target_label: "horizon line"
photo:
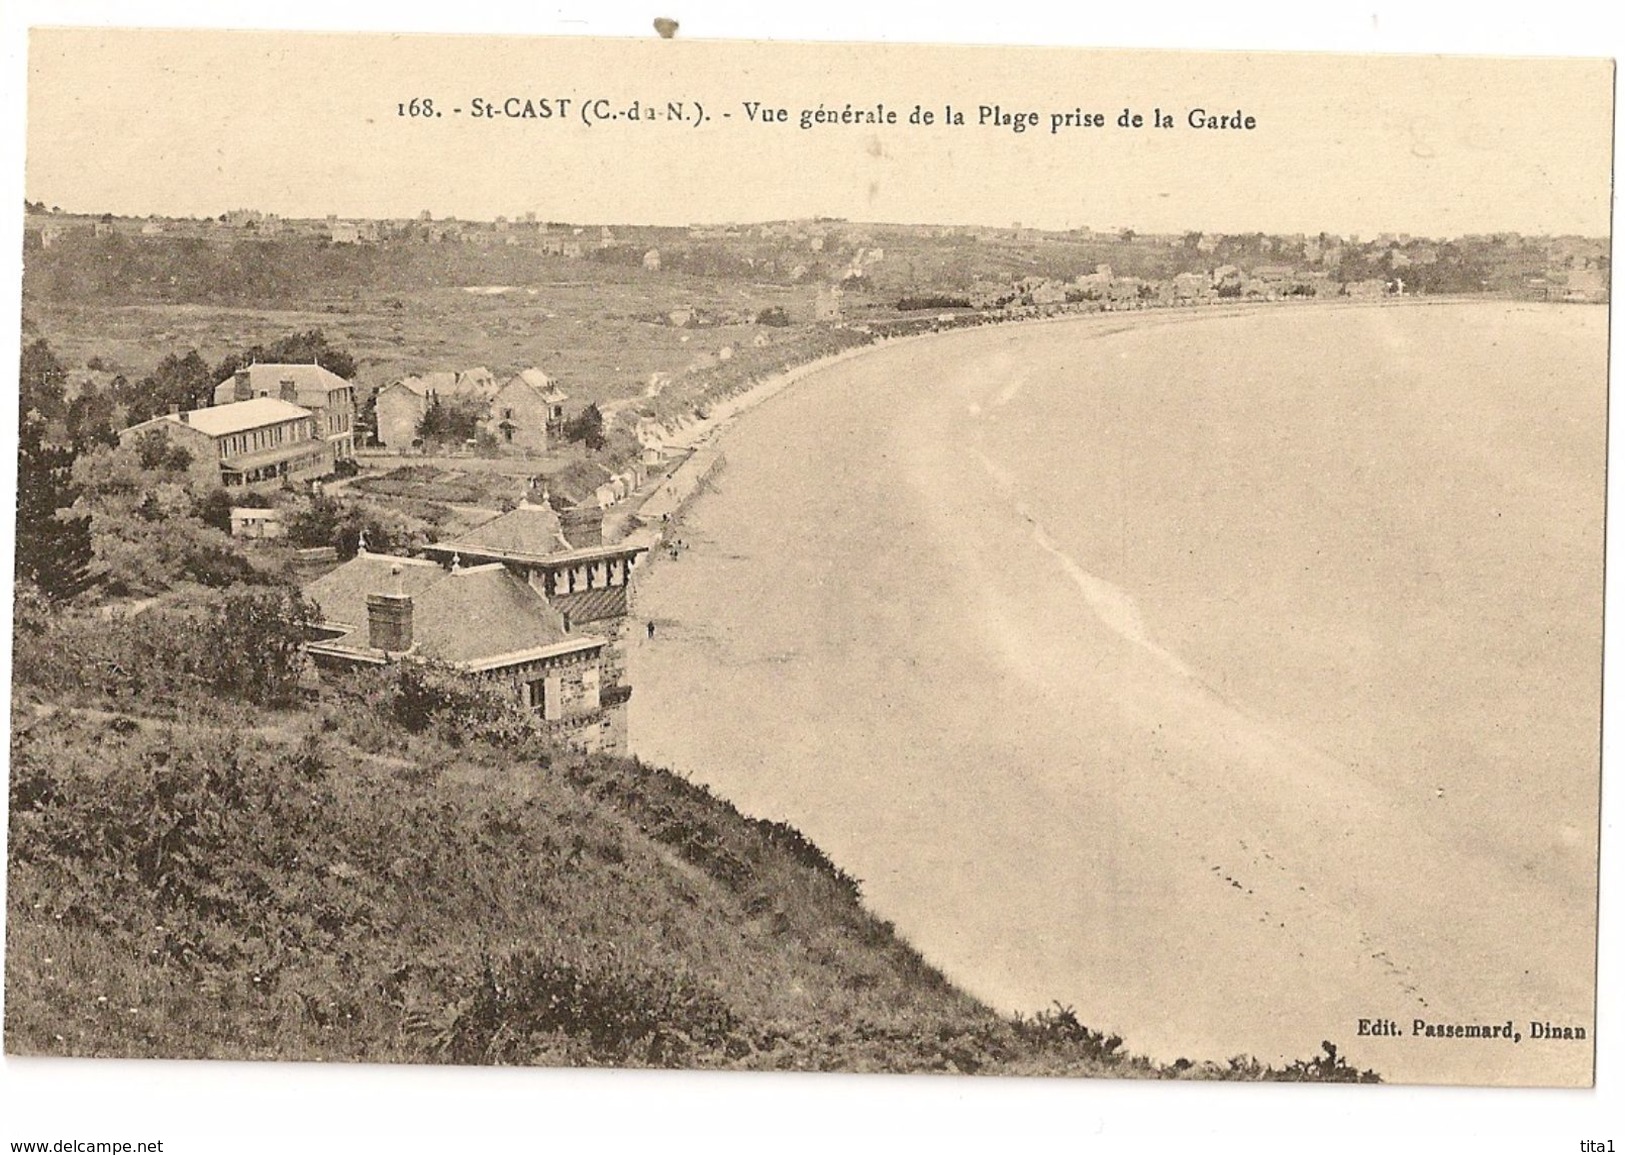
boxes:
[20,208,1611,245]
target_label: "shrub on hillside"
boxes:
[391,662,541,750]
[78,511,260,596]
[563,403,606,450]
[190,487,237,535]
[16,419,93,602]
[287,494,424,560]
[69,437,264,597]
[13,585,315,708]
[416,398,486,448]
[4,693,1384,1079]
[435,946,738,1066]
[6,712,749,1067]
[562,755,861,901]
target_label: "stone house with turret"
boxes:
[304,548,622,753]
[304,496,648,753]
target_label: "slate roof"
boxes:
[126,396,313,440]
[303,553,593,667]
[212,362,353,408]
[457,367,497,394]
[303,553,447,632]
[506,368,570,404]
[391,372,458,397]
[437,503,570,558]
[408,564,571,663]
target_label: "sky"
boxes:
[22,26,1615,238]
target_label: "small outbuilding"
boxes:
[230,507,286,539]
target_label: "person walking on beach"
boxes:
[646,620,656,640]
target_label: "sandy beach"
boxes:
[627,301,1604,1085]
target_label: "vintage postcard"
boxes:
[5,22,1612,1110]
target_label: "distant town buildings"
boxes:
[1172,271,1210,300]
[1561,266,1608,303]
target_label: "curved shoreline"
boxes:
[625,298,1601,1086]
[628,294,1533,535]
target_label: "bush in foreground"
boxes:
[6,694,1378,1080]
[7,590,1378,1079]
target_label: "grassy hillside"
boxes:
[6,594,1378,1079]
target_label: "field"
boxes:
[25,279,800,411]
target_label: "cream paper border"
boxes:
[0,2,1618,1150]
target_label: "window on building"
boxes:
[525,674,564,719]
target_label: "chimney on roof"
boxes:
[366,588,414,652]
[233,368,252,402]
[279,375,298,403]
[559,504,603,548]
